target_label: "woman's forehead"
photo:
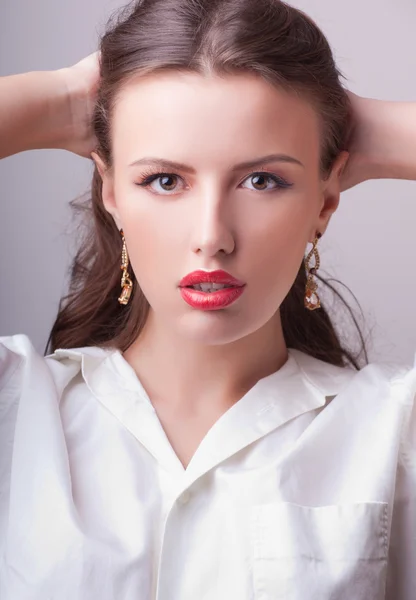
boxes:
[112,72,321,166]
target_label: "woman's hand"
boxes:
[58,51,101,158]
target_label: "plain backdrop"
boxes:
[0,0,415,364]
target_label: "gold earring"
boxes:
[304,233,322,311]
[118,229,133,305]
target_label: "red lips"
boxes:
[178,270,246,310]
[179,270,245,288]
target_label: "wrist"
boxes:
[20,69,73,152]
[54,64,97,156]
[50,67,80,151]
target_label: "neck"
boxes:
[123,310,288,415]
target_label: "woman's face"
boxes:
[96,72,347,345]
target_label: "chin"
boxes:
[175,309,263,346]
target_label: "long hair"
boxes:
[45,0,368,369]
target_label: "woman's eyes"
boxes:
[134,171,293,195]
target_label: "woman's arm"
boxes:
[341,94,416,191]
[0,52,99,160]
[0,70,71,159]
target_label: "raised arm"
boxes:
[341,93,416,191]
[0,52,99,160]
[0,70,69,159]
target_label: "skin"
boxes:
[92,71,348,417]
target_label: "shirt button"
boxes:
[178,490,191,505]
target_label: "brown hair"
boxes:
[45,0,368,369]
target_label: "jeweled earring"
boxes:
[118,229,133,305]
[304,233,322,311]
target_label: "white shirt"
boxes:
[0,333,415,600]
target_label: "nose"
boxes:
[190,192,236,257]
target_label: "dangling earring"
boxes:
[304,232,322,311]
[118,229,133,305]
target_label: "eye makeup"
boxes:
[134,165,294,195]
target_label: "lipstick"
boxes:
[179,269,246,310]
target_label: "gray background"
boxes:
[1,0,415,364]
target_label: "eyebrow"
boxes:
[128,153,304,172]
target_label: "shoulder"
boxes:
[0,334,115,497]
[0,334,113,405]
[290,348,416,403]
[0,332,114,452]
[355,354,416,407]
[0,334,39,406]
[291,349,416,457]
[0,334,73,390]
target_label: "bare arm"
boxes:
[341,94,416,190]
[358,97,416,180]
[0,53,99,160]
[0,70,71,159]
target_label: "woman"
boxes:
[0,0,415,598]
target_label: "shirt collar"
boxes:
[289,348,357,399]
[49,345,357,477]
[50,345,355,406]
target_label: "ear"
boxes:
[91,151,122,230]
[312,150,349,241]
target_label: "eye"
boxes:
[135,172,184,195]
[241,172,293,192]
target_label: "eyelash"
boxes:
[134,168,293,194]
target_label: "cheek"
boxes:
[243,200,311,273]
[248,239,305,301]
[117,197,186,289]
